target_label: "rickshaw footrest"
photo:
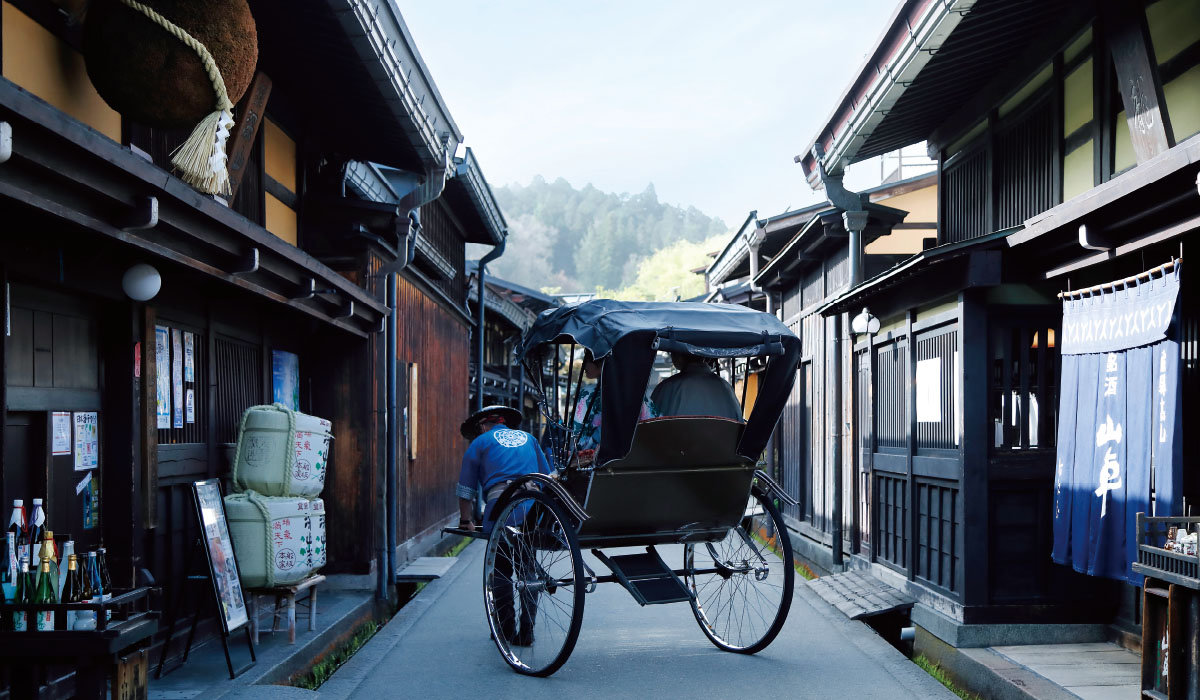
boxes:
[592,548,693,606]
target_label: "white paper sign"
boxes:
[75,471,92,495]
[73,412,99,471]
[172,329,184,429]
[916,357,942,423]
[186,389,195,424]
[156,326,171,429]
[52,412,72,455]
[184,331,195,382]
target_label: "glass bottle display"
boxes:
[26,498,45,568]
[7,499,26,579]
[75,554,96,631]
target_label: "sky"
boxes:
[401,1,909,228]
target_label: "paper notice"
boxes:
[52,412,71,455]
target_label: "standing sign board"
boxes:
[193,480,249,633]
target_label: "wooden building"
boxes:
[783,0,1199,652]
[0,0,506,687]
[466,263,559,430]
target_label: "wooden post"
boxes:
[960,291,989,605]
[1104,2,1173,163]
[227,72,273,201]
[141,307,158,529]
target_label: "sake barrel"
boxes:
[232,404,333,497]
[309,498,326,571]
[224,492,312,588]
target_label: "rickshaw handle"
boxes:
[491,473,591,524]
[753,469,799,507]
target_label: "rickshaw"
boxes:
[447,299,801,676]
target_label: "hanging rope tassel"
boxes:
[117,0,235,195]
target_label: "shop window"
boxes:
[990,322,1059,452]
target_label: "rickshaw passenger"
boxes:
[571,352,657,464]
[651,352,743,421]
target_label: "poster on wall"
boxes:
[193,480,249,633]
[52,412,72,456]
[73,412,99,471]
[272,350,300,411]
[172,329,184,429]
[156,326,171,429]
[184,331,195,382]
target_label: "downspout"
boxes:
[475,236,508,411]
[810,144,869,569]
[744,211,771,314]
[375,162,450,599]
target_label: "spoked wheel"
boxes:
[483,489,585,676]
[684,489,794,653]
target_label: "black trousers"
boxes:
[492,534,538,638]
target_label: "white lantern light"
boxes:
[122,263,161,302]
[851,307,879,335]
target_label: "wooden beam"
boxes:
[1104,2,1173,163]
[227,72,272,201]
[117,196,158,231]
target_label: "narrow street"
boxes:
[319,542,955,700]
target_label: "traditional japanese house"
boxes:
[466,262,559,430]
[704,173,937,558]
[788,0,1199,659]
[0,0,505,687]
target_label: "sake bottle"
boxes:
[7,500,26,580]
[87,551,104,621]
[75,554,96,631]
[38,531,59,592]
[97,548,113,620]
[33,558,56,631]
[26,499,45,568]
[62,554,82,630]
[12,556,29,632]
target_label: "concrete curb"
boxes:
[317,539,479,700]
[914,626,1083,700]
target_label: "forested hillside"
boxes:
[488,176,729,292]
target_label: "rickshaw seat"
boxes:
[576,416,755,546]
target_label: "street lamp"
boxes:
[850,307,879,335]
[121,263,161,301]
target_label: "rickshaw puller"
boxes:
[457,405,551,646]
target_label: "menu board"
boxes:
[192,480,249,634]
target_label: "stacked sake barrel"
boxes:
[224,404,332,588]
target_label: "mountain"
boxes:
[486,177,729,292]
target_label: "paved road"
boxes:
[321,541,955,700]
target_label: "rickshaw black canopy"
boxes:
[519,300,801,465]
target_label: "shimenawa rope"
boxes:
[117,0,235,195]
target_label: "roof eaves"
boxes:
[451,147,507,245]
[818,226,1015,315]
[796,0,975,186]
[331,0,463,172]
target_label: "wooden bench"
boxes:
[246,574,325,645]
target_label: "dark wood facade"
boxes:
[0,0,504,690]
[785,0,1200,646]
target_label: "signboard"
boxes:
[192,480,249,634]
[272,350,300,411]
[52,411,71,455]
[1052,265,1182,584]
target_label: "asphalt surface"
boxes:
[321,540,956,699]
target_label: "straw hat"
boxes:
[460,405,523,439]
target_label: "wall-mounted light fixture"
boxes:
[121,263,161,301]
[850,307,879,335]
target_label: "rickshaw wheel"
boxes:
[684,489,794,654]
[483,488,585,677]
